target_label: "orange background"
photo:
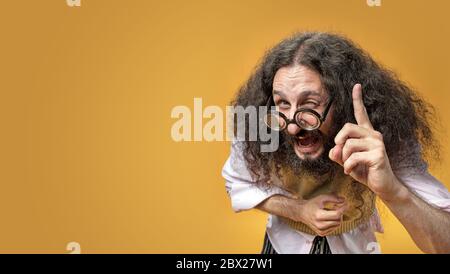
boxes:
[0,0,449,253]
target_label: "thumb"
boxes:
[329,144,344,166]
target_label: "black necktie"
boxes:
[309,236,332,254]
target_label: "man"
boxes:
[222,32,450,254]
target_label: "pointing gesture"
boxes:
[329,84,400,201]
[352,84,373,129]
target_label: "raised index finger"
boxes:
[352,83,373,129]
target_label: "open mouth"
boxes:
[294,130,322,153]
[298,132,320,147]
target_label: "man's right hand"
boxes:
[289,194,347,236]
[257,193,347,236]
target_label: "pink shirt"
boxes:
[222,142,450,254]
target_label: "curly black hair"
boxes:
[232,32,439,183]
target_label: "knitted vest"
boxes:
[269,165,376,236]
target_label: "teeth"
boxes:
[298,133,311,140]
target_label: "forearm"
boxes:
[382,180,450,253]
[256,194,302,222]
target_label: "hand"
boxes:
[328,84,402,201]
[290,194,347,236]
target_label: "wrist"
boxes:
[287,198,307,223]
[380,176,411,205]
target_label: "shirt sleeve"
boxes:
[395,167,450,213]
[221,141,292,212]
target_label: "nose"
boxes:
[286,122,301,136]
[286,108,300,136]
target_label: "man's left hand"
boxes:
[329,83,402,201]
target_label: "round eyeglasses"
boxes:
[263,95,334,131]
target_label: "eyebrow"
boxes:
[272,89,322,99]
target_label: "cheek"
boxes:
[320,111,335,137]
